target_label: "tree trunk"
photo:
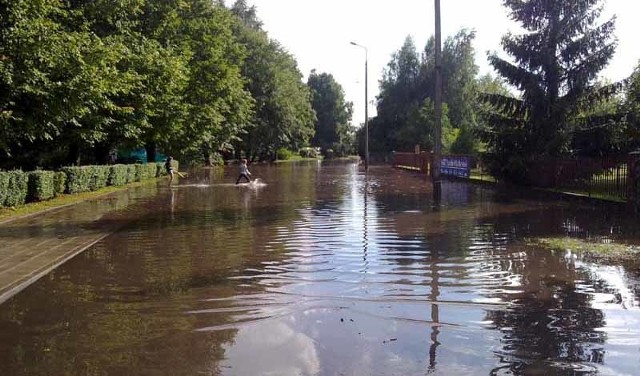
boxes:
[145,142,157,163]
[68,143,81,166]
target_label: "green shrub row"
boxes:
[0,171,28,207]
[0,162,168,208]
[27,171,56,202]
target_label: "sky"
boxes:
[244,0,640,127]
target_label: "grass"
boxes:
[525,237,640,267]
[469,169,496,183]
[273,155,323,163]
[0,178,162,223]
[541,187,626,203]
[272,155,360,163]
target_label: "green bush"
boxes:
[0,161,175,208]
[126,164,137,183]
[92,166,110,191]
[54,171,66,196]
[135,163,157,181]
[27,171,55,202]
[134,164,145,181]
[155,162,164,177]
[108,164,129,186]
[145,163,157,179]
[62,167,93,194]
[276,148,294,161]
[0,170,28,207]
[0,172,8,206]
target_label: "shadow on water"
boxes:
[0,162,639,375]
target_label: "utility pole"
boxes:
[433,0,442,185]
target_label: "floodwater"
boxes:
[1,161,639,376]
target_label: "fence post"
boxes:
[628,152,640,213]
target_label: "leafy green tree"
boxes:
[373,31,477,155]
[374,36,422,152]
[442,30,479,154]
[230,1,315,161]
[0,0,140,167]
[625,62,640,151]
[307,70,353,156]
[395,99,453,152]
[64,0,190,164]
[169,1,253,164]
[482,0,618,181]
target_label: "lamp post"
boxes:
[350,41,368,171]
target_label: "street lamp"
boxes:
[350,41,368,171]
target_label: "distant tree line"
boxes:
[362,0,640,183]
[0,0,353,170]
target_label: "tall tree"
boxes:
[625,62,640,152]
[482,0,617,180]
[442,30,479,154]
[0,0,140,167]
[307,70,353,156]
[372,31,476,154]
[230,1,315,161]
[178,1,253,164]
[374,36,422,152]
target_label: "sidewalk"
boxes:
[0,183,164,304]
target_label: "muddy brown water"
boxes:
[1,161,639,375]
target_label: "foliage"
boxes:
[108,165,130,187]
[230,1,315,161]
[625,61,640,151]
[27,171,56,202]
[0,0,357,169]
[371,31,479,155]
[54,171,66,196]
[0,170,28,207]
[480,0,619,182]
[307,70,353,155]
[62,166,97,194]
[276,148,294,161]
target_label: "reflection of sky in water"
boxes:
[573,257,640,376]
[222,321,320,376]
[211,170,640,375]
[221,306,501,376]
[2,163,640,376]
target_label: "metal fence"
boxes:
[527,156,629,201]
[392,151,637,203]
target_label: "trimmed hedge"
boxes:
[0,170,28,207]
[61,166,94,194]
[126,164,137,183]
[27,171,56,202]
[108,164,129,186]
[90,166,110,191]
[54,171,66,196]
[1,161,177,209]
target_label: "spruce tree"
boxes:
[482,0,617,180]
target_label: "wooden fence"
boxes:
[391,152,431,173]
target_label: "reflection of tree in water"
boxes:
[0,165,322,376]
[486,251,606,374]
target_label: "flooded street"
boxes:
[1,161,639,375]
